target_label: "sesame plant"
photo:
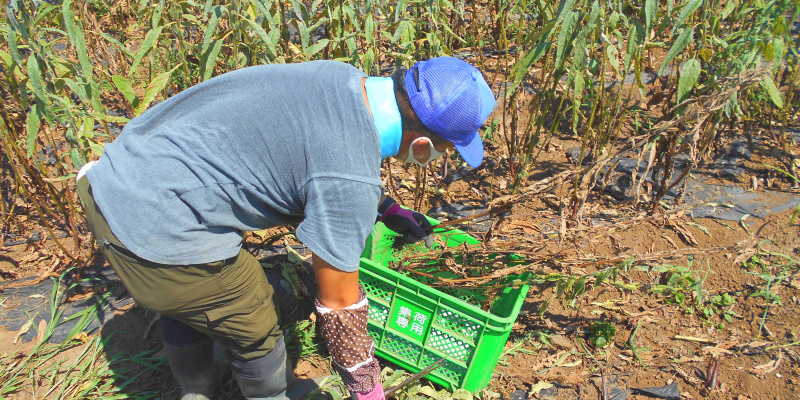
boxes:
[2,0,799,259]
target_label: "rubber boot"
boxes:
[164,337,220,400]
[229,336,333,400]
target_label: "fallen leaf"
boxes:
[143,313,161,340]
[252,229,270,239]
[750,352,782,375]
[738,341,770,354]
[417,386,439,397]
[14,320,33,344]
[675,356,705,363]
[662,234,679,249]
[400,180,416,191]
[668,220,698,246]
[669,364,705,386]
[550,334,575,350]
[733,247,757,266]
[685,221,712,238]
[561,359,582,368]
[73,331,90,343]
[529,381,554,396]
[40,256,61,277]
[591,300,623,311]
[281,264,310,298]
[260,261,277,270]
[702,346,734,357]
[35,319,48,343]
[284,237,309,265]
[505,220,540,235]
[27,294,45,299]
[739,214,752,235]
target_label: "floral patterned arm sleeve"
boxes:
[315,285,381,394]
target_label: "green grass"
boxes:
[742,242,800,337]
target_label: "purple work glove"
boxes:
[355,382,384,400]
[378,197,433,245]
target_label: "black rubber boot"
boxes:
[163,337,220,400]
[229,336,333,400]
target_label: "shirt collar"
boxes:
[364,77,402,159]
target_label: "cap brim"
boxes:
[454,132,484,168]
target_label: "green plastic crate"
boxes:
[359,222,530,392]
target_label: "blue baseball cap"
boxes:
[404,57,496,168]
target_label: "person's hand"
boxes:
[354,382,384,400]
[378,197,433,245]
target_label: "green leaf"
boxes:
[0,49,11,67]
[539,298,551,317]
[289,0,310,22]
[200,40,223,82]
[565,277,576,294]
[595,270,607,288]
[63,0,102,112]
[6,21,23,69]
[32,4,60,27]
[675,0,703,29]
[111,75,138,108]
[506,24,553,96]
[773,18,787,36]
[62,0,94,81]
[677,58,701,105]
[202,6,226,53]
[572,71,585,130]
[658,26,695,75]
[394,0,408,21]
[764,42,775,61]
[771,38,785,74]
[364,15,375,41]
[151,0,165,28]
[71,147,86,170]
[94,31,134,58]
[244,19,277,60]
[134,68,176,116]
[555,10,578,68]
[721,0,738,19]
[557,281,566,299]
[25,103,41,159]
[645,0,657,34]
[392,20,412,44]
[130,25,165,75]
[92,112,130,124]
[760,76,784,109]
[625,21,644,72]
[606,44,620,76]
[251,0,279,28]
[555,0,576,21]
[63,78,89,106]
[305,39,329,58]
[296,20,311,51]
[589,0,601,27]
[202,0,214,14]
[26,56,48,107]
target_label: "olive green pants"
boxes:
[77,176,281,360]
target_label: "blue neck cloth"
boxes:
[364,77,402,159]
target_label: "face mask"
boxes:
[405,137,446,167]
